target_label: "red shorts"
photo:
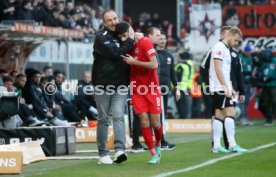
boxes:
[132,93,162,114]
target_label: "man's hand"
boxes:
[175,89,181,101]
[224,87,236,98]
[54,104,62,112]
[45,111,54,118]
[19,98,25,104]
[121,54,136,65]
[28,104,33,109]
[128,26,135,40]
[239,95,246,103]
[134,32,143,42]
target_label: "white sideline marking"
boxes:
[46,156,99,160]
[153,142,276,177]
[77,149,133,153]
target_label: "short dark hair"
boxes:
[47,76,56,82]
[115,21,130,35]
[40,76,48,84]
[43,65,52,72]
[53,70,63,77]
[10,70,18,77]
[0,69,7,74]
[160,31,166,36]
[15,73,26,80]
[2,76,14,83]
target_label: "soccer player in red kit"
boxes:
[115,22,163,164]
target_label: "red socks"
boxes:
[154,125,163,146]
[141,126,163,155]
[141,127,155,155]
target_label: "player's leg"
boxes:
[132,94,158,163]
[223,98,248,153]
[138,113,158,161]
[148,93,162,164]
[211,92,229,153]
[150,113,162,159]
[148,94,162,149]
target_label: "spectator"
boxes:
[43,65,53,77]
[32,0,43,19]
[0,69,9,86]
[54,70,82,122]
[22,69,68,126]
[73,71,98,120]
[40,76,65,121]
[160,20,177,47]
[145,12,161,28]
[89,8,101,32]
[0,0,16,21]
[10,70,18,79]
[239,45,254,125]
[35,0,57,26]
[65,1,74,15]
[257,49,276,125]
[15,0,33,20]
[3,75,45,126]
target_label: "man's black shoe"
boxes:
[131,144,148,153]
[161,142,176,150]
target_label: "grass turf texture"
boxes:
[2,123,276,177]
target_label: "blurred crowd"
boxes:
[0,0,179,44]
[190,0,276,6]
[0,0,105,41]
[0,66,98,127]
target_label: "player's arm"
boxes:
[121,54,158,69]
[93,33,134,60]
[214,59,232,97]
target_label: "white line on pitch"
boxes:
[153,142,276,177]
[46,156,99,160]
[76,149,134,153]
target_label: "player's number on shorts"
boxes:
[156,97,161,107]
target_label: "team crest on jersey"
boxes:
[135,48,139,54]
[231,52,237,58]
[167,57,172,64]
[216,51,222,55]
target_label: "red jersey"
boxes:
[129,37,160,94]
